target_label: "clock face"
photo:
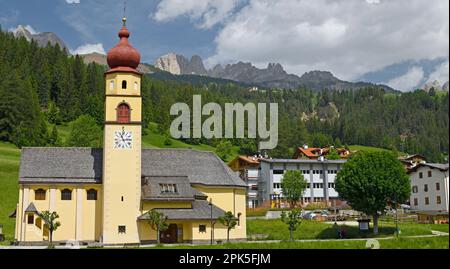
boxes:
[114,130,133,149]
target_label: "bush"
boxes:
[247,208,269,217]
[304,202,329,210]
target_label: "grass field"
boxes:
[0,142,20,245]
[348,145,404,156]
[247,219,449,241]
[149,236,449,249]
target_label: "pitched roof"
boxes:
[141,176,194,201]
[24,203,38,213]
[141,149,245,187]
[407,163,449,174]
[19,148,103,184]
[19,148,246,187]
[138,200,226,221]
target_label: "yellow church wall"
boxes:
[81,186,103,242]
[137,221,190,242]
[16,185,103,243]
[141,201,192,212]
[105,72,141,96]
[192,186,247,240]
[53,188,76,242]
[104,96,142,122]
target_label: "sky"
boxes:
[0,0,448,92]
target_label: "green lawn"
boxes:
[0,142,20,245]
[348,145,404,156]
[149,236,449,249]
[247,219,449,240]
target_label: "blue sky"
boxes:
[1,0,449,91]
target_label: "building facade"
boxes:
[14,19,246,245]
[259,159,346,207]
[229,156,264,208]
[408,163,449,223]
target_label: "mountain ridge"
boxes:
[155,53,396,92]
[11,25,68,51]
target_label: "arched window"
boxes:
[61,189,72,201]
[122,80,127,89]
[117,103,131,123]
[35,189,46,201]
[134,82,138,91]
[87,189,97,201]
[109,80,115,91]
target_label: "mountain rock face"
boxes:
[422,80,449,92]
[155,53,207,75]
[155,53,395,91]
[443,81,449,92]
[11,25,68,51]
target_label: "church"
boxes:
[13,18,247,246]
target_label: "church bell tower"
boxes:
[102,17,142,245]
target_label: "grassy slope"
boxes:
[0,142,20,244]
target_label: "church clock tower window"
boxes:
[117,103,131,123]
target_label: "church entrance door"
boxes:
[160,224,178,243]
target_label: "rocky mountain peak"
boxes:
[155,53,207,75]
[154,53,396,92]
[301,70,338,82]
[10,25,68,50]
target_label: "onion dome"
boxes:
[107,18,141,70]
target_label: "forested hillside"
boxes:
[0,29,448,162]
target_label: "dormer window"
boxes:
[122,80,127,89]
[160,184,178,194]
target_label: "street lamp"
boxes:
[209,198,214,245]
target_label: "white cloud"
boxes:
[199,0,449,81]
[426,61,449,84]
[385,66,424,92]
[66,0,80,4]
[70,43,105,55]
[153,0,242,29]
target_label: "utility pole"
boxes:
[209,198,213,245]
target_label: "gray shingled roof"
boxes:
[24,203,38,213]
[19,148,245,187]
[141,149,245,187]
[138,200,226,221]
[142,176,194,201]
[19,148,103,184]
[424,163,449,171]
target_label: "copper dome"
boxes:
[107,20,141,70]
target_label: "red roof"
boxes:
[106,19,141,71]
